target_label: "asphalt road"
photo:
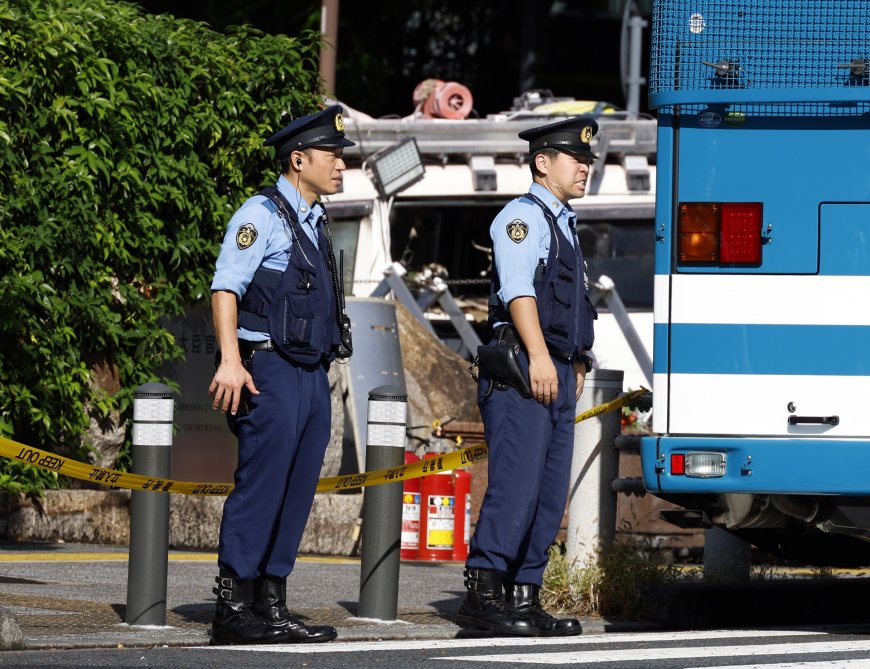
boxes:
[5,627,870,668]
[6,541,870,669]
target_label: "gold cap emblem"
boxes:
[580,126,592,144]
[334,113,345,132]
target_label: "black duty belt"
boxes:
[238,339,275,353]
[494,326,574,363]
[546,343,574,363]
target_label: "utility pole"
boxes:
[518,0,540,94]
[320,0,339,96]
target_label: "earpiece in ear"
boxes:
[296,159,302,167]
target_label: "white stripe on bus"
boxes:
[658,275,870,326]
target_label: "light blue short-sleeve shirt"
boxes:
[211,175,324,339]
[491,181,577,307]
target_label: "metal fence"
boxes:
[649,0,870,112]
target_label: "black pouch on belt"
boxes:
[475,327,532,398]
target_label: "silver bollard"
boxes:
[358,386,407,621]
[566,369,624,569]
[126,382,173,626]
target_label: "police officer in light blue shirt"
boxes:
[456,117,598,637]
[207,105,353,646]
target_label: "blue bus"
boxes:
[641,0,870,565]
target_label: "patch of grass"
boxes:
[541,540,689,620]
[810,566,835,580]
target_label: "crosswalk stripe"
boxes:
[212,629,819,654]
[437,639,870,664]
[686,659,870,669]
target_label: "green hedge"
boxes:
[0,0,323,492]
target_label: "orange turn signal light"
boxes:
[678,203,719,262]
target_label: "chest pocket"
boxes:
[545,256,576,336]
[279,266,319,345]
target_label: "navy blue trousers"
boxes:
[218,350,331,581]
[466,353,576,586]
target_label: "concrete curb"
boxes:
[17,619,660,650]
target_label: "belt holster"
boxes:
[472,327,532,399]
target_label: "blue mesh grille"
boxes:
[651,0,870,99]
[681,102,870,117]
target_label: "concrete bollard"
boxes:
[566,369,624,569]
[126,382,173,626]
[358,386,408,621]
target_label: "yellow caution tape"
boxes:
[0,388,648,496]
[0,437,233,496]
[315,442,488,493]
[575,387,647,424]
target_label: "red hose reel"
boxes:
[412,79,474,119]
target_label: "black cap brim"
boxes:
[311,137,356,149]
[561,147,598,161]
[530,146,598,161]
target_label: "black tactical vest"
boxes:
[237,187,340,365]
[488,191,596,356]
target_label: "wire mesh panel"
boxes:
[650,0,870,105]
[679,101,870,117]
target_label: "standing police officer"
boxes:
[208,105,353,645]
[456,117,598,637]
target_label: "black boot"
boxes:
[211,570,288,645]
[455,568,539,636]
[505,583,581,637]
[252,574,337,643]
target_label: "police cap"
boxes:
[518,116,599,160]
[264,105,355,159]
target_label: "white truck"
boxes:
[323,95,659,392]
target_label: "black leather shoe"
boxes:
[210,571,288,645]
[505,583,581,637]
[455,568,539,637]
[253,575,337,643]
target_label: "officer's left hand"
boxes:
[573,359,587,400]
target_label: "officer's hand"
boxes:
[208,360,260,416]
[529,352,558,405]
[573,359,587,400]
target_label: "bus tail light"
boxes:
[670,452,726,477]
[678,202,762,265]
[685,452,726,478]
[720,202,762,264]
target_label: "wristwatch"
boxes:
[578,353,593,374]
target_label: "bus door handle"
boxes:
[788,415,840,426]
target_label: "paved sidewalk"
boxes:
[0,541,625,650]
